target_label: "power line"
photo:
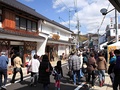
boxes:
[59,17,66,22]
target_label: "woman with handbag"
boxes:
[87,52,97,89]
[38,54,53,90]
[10,52,23,83]
[27,54,40,86]
[97,51,107,87]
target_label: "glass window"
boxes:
[15,16,19,29]
[32,22,37,32]
[27,20,32,32]
[20,17,26,30]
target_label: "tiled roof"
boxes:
[109,0,120,12]
[0,0,73,33]
[0,28,45,39]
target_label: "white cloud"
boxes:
[57,7,66,12]
[52,0,118,35]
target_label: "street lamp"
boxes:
[100,8,119,42]
[100,8,119,70]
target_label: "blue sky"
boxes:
[18,0,120,35]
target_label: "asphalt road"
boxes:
[6,64,87,90]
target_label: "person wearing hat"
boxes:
[0,52,9,90]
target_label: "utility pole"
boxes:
[115,9,119,42]
[69,10,71,29]
[97,29,100,51]
[74,0,80,48]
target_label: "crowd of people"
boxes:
[68,48,120,90]
[68,48,107,88]
[0,51,63,90]
[0,48,120,90]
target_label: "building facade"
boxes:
[0,0,73,66]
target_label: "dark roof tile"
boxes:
[0,0,73,33]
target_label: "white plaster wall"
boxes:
[60,32,70,41]
[58,45,65,56]
[37,42,44,56]
[42,24,52,34]
[58,45,70,56]
[66,46,70,55]
[42,23,71,41]
[37,20,49,56]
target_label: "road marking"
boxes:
[6,76,31,86]
[62,63,67,67]
[74,82,86,90]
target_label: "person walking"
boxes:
[113,49,120,90]
[38,54,53,90]
[67,51,74,79]
[27,54,40,86]
[108,50,116,84]
[97,51,107,87]
[78,52,84,78]
[10,52,23,83]
[52,61,63,90]
[69,50,81,85]
[0,52,9,90]
[87,52,97,88]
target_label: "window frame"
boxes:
[27,20,32,32]
[15,15,38,32]
[15,16,20,29]
[20,17,27,30]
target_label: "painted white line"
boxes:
[74,82,86,90]
[62,63,67,67]
[6,76,31,86]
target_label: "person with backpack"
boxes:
[38,54,53,90]
[113,49,120,90]
[52,61,63,90]
[108,50,116,84]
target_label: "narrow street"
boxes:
[5,63,112,90]
[6,65,79,90]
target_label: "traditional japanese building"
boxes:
[0,0,74,66]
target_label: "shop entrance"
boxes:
[10,45,24,65]
[46,45,54,61]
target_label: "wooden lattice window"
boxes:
[0,40,9,52]
[24,42,37,54]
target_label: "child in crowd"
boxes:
[52,61,63,90]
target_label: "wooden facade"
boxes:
[0,3,39,67]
